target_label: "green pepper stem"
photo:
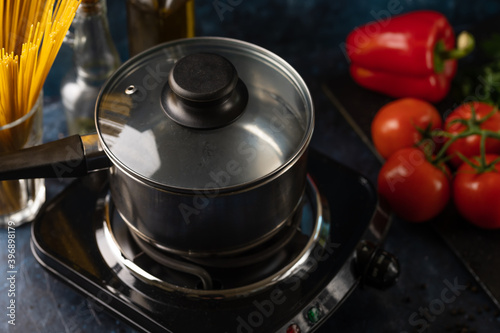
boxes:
[434,31,475,73]
[440,31,476,60]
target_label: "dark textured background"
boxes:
[2,0,500,332]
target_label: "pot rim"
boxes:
[96,37,314,193]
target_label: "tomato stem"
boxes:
[427,104,500,167]
[480,131,487,168]
[453,131,500,173]
[414,103,500,172]
[455,151,477,169]
[489,156,500,168]
[431,129,470,162]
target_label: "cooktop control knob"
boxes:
[354,240,400,290]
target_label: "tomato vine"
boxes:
[374,99,500,227]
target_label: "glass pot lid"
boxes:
[96,37,314,191]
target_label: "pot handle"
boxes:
[0,133,111,180]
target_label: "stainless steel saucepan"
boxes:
[0,37,314,256]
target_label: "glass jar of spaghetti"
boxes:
[0,92,45,227]
[0,0,79,226]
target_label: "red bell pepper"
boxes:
[345,10,474,103]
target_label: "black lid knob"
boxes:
[162,53,248,129]
[169,53,238,102]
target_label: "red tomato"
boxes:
[378,148,450,222]
[445,102,500,168]
[453,155,500,229]
[371,98,442,159]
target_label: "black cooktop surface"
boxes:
[31,149,388,333]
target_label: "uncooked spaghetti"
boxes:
[0,0,81,153]
[0,0,80,214]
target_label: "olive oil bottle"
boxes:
[126,0,195,57]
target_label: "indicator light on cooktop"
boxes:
[286,323,301,333]
[307,306,321,323]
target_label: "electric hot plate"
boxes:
[31,149,397,333]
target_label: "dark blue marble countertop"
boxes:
[2,0,500,332]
